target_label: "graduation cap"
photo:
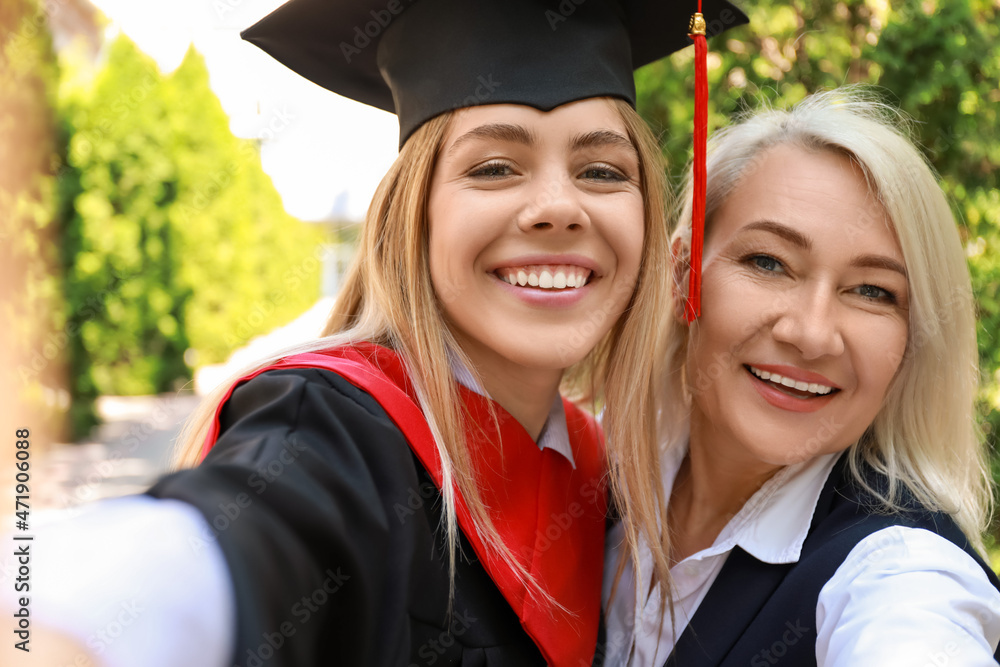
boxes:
[242,0,748,318]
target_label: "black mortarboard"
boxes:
[241,0,748,147]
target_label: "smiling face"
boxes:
[428,98,645,390]
[686,143,909,472]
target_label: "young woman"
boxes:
[2,1,747,666]
[155,97,655,667]
[600,88,1000,666]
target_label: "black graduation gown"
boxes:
[147,344,606,667]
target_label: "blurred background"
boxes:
[0,0,998,542]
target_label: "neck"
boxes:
[668,414,783,564]
[452,340,562,441]
[480,370,561,440]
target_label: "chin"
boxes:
[754,438,852,468]
[487,326,604,371]
[513,347,583,373]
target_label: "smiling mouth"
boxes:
[496,264,593,290]
[746,365,838,398]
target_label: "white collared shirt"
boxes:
[602,447,1000,666]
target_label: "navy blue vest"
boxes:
[662,455,1000,666]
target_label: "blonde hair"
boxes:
[666,86,991,553]
[174,98,674,607]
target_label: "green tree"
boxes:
[163,48,324,368]
[637,0,1000,468]
[59,37,322,437]
[60,36,188,433]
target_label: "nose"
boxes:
[771,284,845,360]
[515,173,590,233]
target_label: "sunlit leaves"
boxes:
[58,35,322,436]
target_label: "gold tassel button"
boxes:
[688,12,706,36]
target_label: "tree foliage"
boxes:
[59,36,322,436]
[161,48,325,369]
[637,0,1000,455]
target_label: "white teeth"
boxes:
[748,366,834,396]
[497,265,592,290]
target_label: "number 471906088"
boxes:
[15,428,30,530]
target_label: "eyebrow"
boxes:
[446,123,536,157]
[850,253,907,277]
[738,220,812,250]
[570,130,637,156]
[739,220,907,276]
[444,124,636,160]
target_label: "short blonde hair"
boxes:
[666,87,991,552]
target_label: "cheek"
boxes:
[855,317,909,398]
[624,205,646,271]
[616,243,644,297]
[601,195,645,275]
[427,207,498,311]
[699,270,773,350]
[428,248,469,313]
[427,213,466,308]
[684,313,744,406]
[426,225,447,290]
[426,195,445,268]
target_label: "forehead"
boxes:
[710,143,901,257]
[441,98,629,146]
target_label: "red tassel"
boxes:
[685,9,708,323]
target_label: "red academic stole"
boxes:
[201,343,608,666]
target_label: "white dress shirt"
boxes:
[3,357,576,667]
[602,446,1000,666]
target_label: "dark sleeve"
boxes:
[146,368,428,667]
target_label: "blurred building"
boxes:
[46,0,103,61]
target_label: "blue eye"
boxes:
[751,255,782,272]
[855,284,897,303]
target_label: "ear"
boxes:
[669,236,690,324]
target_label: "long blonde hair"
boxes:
[174,98,674,606]
[666,87,991,553]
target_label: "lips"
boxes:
[495,264,592,289]
[745,364,840,413]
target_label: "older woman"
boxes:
[1,1,750,666]
[601,89,1000,666]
